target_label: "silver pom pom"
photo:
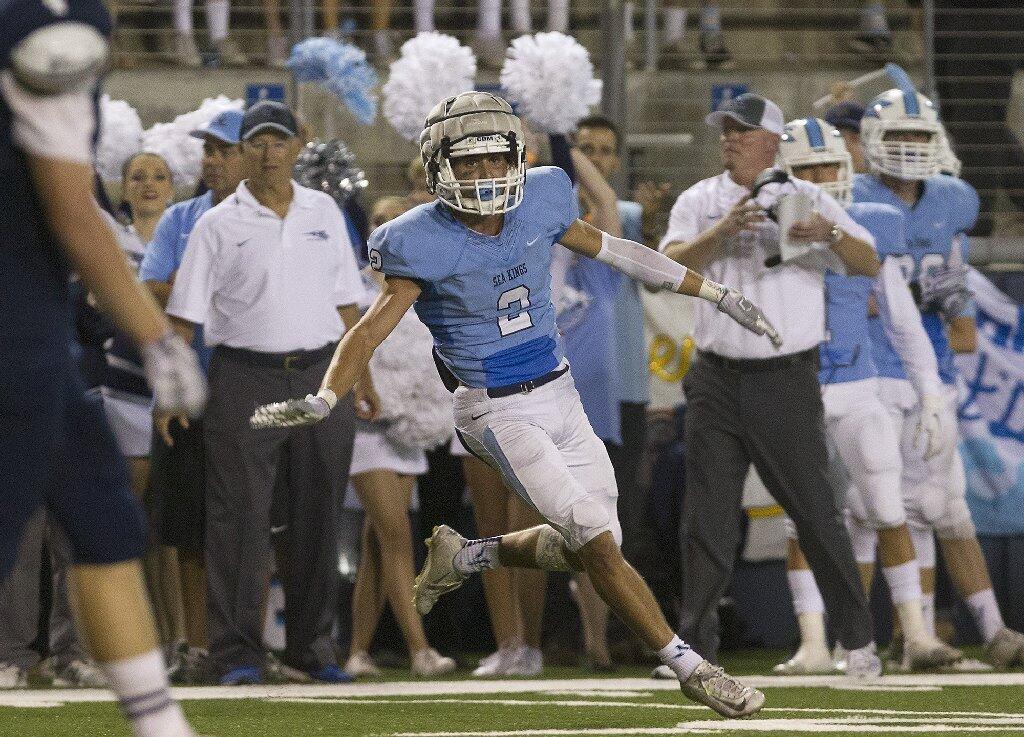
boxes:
[293,139,369,207]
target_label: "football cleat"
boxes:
[772,643,836,675]
[845,643,883,678]
[680,661,765,718]
[503,645,543,677]
[902,638,964,671]
[985,626,1024,668]
[413,525,469,616]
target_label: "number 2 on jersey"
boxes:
[497,285,533,336]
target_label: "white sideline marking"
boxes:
[830,684,942,692]
[541,689,650,697]
[2,673,1024,708]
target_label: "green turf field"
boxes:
[3,655,1023,736]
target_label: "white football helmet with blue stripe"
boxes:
[778,117,852,206]
[861,88,944,180]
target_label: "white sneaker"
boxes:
[411,648,457,676]
[413,525,468,616]
[344,651,381,678]
[51,659,107,687]
[903,637,964,671]
[0,663,27,689]
[680,660,765,718]
[772,642,835,675]
[473,641,522,677]
[503,645,542,677]
[845,643,882,678]
[986,626,1024,668]
[651,664,675,680]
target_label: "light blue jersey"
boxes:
[368,166,578,389]
[819,203,903,385]
[854,173,979,385]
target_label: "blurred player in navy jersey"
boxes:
[252,91,779,718]
[0,1,204,735]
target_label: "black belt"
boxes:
[487,365,569,398]
[214,343,336,372]
[698,347,818,373]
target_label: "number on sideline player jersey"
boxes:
[819,203,903,385]
[854,172,979,385]
[368,166,579,389]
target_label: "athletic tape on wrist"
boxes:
[316,387,338,410]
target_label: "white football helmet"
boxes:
[777,118,853,206]
[861,88,944,180]
[420,91,527,216]
[938,127,962,177]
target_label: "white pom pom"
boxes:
[369,309,454,450]
[382,32,477,142]
[96,95,143,181]
[141,96,243,188]
[500,32,602,134]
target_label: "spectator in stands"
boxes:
[660,1,731,70]
[343,196,456,678]
[165,101,370,685]
[168,0,247,67]
[849,1,893,56]
[659,93,881,671]
[141,110,245,684]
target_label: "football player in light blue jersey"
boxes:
[252,91,780,717]
[771,117,962,675]
[855,88,1024,667]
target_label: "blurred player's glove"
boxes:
[251,394,331,429]
[717,288,784,348]
[914,393,951,462]
[141,332,207,417]
[920,263,971,318]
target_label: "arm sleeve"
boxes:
[596,232,688,292]
[166,215,216,325]
[138,209,179,282]
[658,188,702,252]
[0,71,93,163]
[874,258,942,398]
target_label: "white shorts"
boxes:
[822,378,905,530]
[877,378,973,536]
[349,425,428,477]
[101,390,152,458]
[453,366,620,552]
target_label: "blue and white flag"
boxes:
[957,269,1024,535]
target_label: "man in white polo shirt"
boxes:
[659,93,883,675]
[167,101,371,685]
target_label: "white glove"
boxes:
[141,332,207,417]
[717,287,784,348]
[251,394,331,429]
[914,393,951,462]
[920,263,971,317]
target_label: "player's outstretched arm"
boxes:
[559,219,782,347]
[251,274,421,429]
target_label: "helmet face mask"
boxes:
[778,118,853,207]
[421,92,527,216]
[861,89,944,181]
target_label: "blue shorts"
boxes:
[0,355,146,582]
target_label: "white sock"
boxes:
[967,588,1005,643]
[909,526,936,569]
[787,569,825,616]
[921,590,936,636]
[797,612,827,649]
[477,0,502,38]
[102,650,192,737]
[663,7,686,45]
[453,536,501,574]
[173,0,194,34]
[884,560,927,642]
[698,2,721,32]
[546,0,568,33]
[657,635,704,680]
[205,0,229,42]
[509,0,531,33]
[414,0,435,33]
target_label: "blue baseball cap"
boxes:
[823,100,866,134]
[190,109,243,145]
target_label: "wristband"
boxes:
[698,278,727,304]
[316,387,338,410]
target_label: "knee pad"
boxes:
[847,516,879,565]
[564,491,615,551]
[535,524,582,572]
[909,525,936,569]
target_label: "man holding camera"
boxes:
[659,93,880,674]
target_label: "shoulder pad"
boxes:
[848,202,906,257]
[10,21,108,94]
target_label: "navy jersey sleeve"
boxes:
[367,206,452,284]
[847,202,907,259]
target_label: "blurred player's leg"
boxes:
[509,493,546,676]
[345,520,385,677]
[774,534,833,675]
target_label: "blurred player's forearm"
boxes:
[145,279,174,309]
[28,156,169,348]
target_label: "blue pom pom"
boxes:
[287,38,379,125]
